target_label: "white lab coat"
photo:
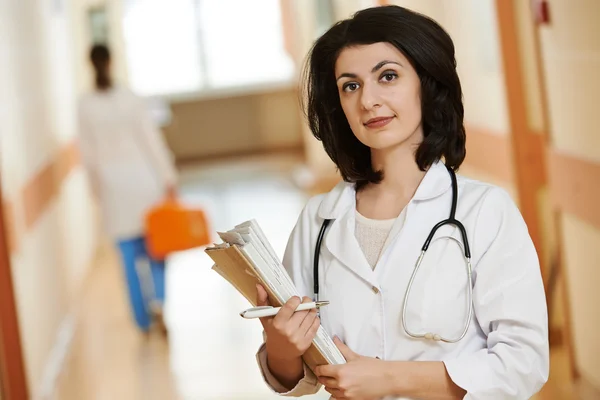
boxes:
[78,86,177,240]
[256,161,549,399]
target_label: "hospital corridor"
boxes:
[49,156,575,400]
[1,1,599,399]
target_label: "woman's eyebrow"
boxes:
[371,60,403,72]
[336,60,404,81]
[336,72,357,82]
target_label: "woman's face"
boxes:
[335,42,423,151]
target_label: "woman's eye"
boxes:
[343,82,359,92]
[380,72,398,82]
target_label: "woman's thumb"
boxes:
[333,336,358,361]
[256,283,269,306]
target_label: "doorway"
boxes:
[0,179,28,399]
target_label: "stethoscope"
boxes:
[313,165,474,343]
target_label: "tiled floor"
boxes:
[53,155,575,399]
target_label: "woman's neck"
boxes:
[370,146,425,199]
[356,138,427,220]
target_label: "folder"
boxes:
[204,219,345,373]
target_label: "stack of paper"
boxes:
[204,219,346,372]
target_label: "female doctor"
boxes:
[254,5,549,400]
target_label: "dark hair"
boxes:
[90,44,112,90]
[302,5,466,190]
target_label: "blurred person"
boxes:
[254,5,548,400]
[77,44,177,334]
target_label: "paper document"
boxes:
[205,219,346,371]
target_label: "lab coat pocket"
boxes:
[420,226,470,341]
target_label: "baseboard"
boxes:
[35,241,106,400]
[36,313,77,400]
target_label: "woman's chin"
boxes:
[358,130,422,153]
[364,138,406,151]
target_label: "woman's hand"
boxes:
[315,337,391,400]
[165,184,177,200]
[256,284,321,390]
[256,284,321,361]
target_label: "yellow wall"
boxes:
[0,0,98,395]
[537,0,600,388]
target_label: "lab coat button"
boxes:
[372,286,380,294]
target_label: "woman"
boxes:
[254,5,549,400]
[78,44,177,334]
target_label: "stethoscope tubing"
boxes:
[313,165,474,342]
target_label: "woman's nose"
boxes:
[360,84,381,110]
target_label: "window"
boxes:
[88,6,109,44]
[122,0,294,97]
[198,0,294,89]
[123,0,204,96]
[314,0,335,38]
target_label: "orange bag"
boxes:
[145,199,211,260]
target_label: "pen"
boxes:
[239,301,330,319]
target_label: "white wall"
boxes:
[0,0,98,394]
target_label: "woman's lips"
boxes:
[364,116,394,128]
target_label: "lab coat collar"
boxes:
[317,160,452,220]
[412,160,453,201]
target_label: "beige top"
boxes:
[354,210,396,269]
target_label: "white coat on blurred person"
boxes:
[77,44,177,333]
[77,51,177,240]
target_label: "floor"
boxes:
[53,155,329,400]
[53,155,576,400]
